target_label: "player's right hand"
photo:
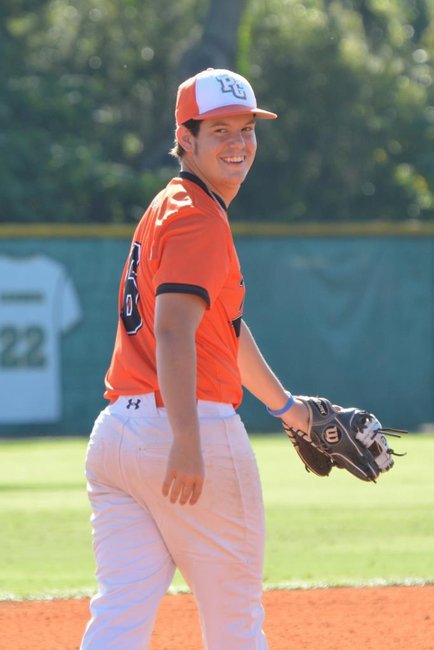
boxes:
[162,438,205,506]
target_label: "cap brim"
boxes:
[191,104,277,121]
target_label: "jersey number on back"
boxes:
[121,242,142,335]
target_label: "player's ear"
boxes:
[176,125,195,153]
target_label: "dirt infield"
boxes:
[1,585,433,649]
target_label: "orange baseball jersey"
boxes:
[104,172,245,407]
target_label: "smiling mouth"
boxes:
[221,156,246,165]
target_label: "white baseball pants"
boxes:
[80,393,268,650]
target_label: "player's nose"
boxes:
[226,130,246,148]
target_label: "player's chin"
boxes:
[221,161,253,181]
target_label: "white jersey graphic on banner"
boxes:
[0,255,82,424]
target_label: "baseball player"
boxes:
[80,68,310,650]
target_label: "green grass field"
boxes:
[0,434,433,600]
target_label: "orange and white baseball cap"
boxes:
[175,68,277,125]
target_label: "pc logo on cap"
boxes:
[175,68,277,126]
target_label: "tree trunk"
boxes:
[143,0,248,168]
[177,0,248,81]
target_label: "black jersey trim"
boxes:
[231,316,242,338]
[156,282,210,306]
[179,171,227,212]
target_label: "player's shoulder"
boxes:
[133,177,229,249]
[158,177,226,227]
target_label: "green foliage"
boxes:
[0,435,432,598]
[0,0,200,222]
[237,0,434,221]
[0,0,433,222]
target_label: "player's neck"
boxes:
[180,161,240,207]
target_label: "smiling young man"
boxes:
[176,113,257,202]
[81,68,309,650]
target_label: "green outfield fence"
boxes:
[1,222,433,436]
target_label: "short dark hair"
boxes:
[169,119,201,160]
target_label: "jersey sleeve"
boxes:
[152,212,230,307]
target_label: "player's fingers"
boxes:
[188,478,204,506]
[169,477,183,504]
[161,470,175,497]
[179,481,193,506]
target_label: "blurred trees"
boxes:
[240,0,434,221]
[1,0,433,223]
[0,0,206,222]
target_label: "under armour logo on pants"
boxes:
[127,399,141,410]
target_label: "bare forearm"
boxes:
[156,329,200,441]
[154,293,206,506]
